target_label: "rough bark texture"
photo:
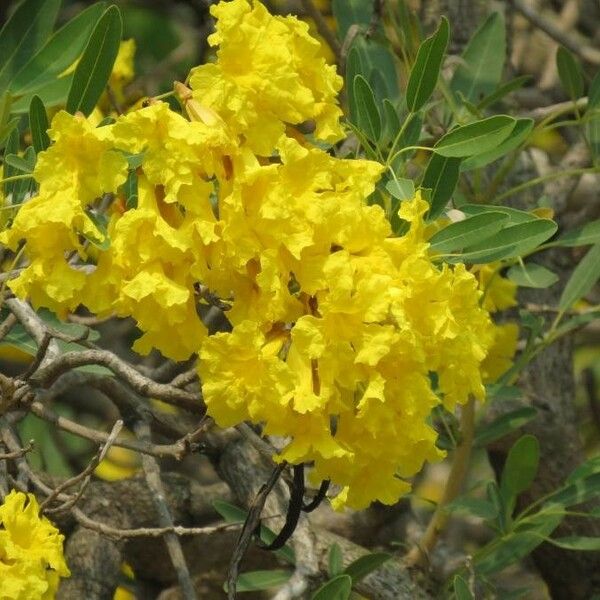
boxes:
[56,474,232,600]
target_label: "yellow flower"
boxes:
[0,490,70,600]
[83,174,208,360]
[111,40,136,91]
[473,262,518,312]
[188,0,343,154]
[481,322,519,383]
[0,111,127,315]
[34,111,128,204]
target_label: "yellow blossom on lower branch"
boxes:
[0,491,70,600]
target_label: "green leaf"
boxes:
[450,12,506,104]
[343,553,391,583]
[396,111,423,151]
[485,385,522,402]
[588,71,600,111]
[328,543,344,578]
[353,75,381,143]
[434,116,516,158]
[83,210,110,251]
[3,127,20,199]
[332,0,372,40]
[11,146,37,202]
[544,472,600,508]
[370,69,388,108]
[212,500,295,565]
[585,108,600,162]
[4,153,34,174]
[0,117,19,147]
[28,95,50,154]
[566,455,600,484]
[550,536,600,551]
[500,435,539,501]
[385,177,414,201]
[10,3,108,97]
[0,308,106,373]
[353,37,400,104]
[422,154,461,220]
[381,99,401,144]
[475,513,563,576]
[453,219,557,264]
[66,5,123,116]
[556,46,584,100]
[18,413,73,477]
[461,118,534,171]
[0,0,61,93]
[474,407,538,448]
[406,17,449,112]
[555,219,600,247]
[429,212,508,253]
[453,574,474,600]
[122,168,139,210]
[486,481,508,533]
[312,574,352,600]
[0,91,12,130]
[445,497,499,520]
[346,46,362,126]
[555,309,600,338]
[11,76,73,114]
[460,204,538,224]
[506,263,559,289]
[224,570,292,593]
[558,244,600,311]
[476,75,531,111]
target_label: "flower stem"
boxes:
[405,397,476,567]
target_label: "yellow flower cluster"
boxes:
[0,491,70,599]
[0,0,513,509]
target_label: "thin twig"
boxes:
[404,398,476,567]
[135,420,197,600]
[71,507,242,539]
[19,332,51,380]
[0,372,16,414]
[0,439,33,460]
[523,97,588,122]
[5,298,60,363]
[228,463,286,600]
[40,420,124,514]
[366,0,383,37]
[0,312,17,342]
[170,367,199,388]
[509,0,600,65]
[31,349,201,412]
[29,400,191,459]
[0,269,23,283]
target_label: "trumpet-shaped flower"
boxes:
[0,490,70,600]
[189,0,344,154]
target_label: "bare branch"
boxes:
[31,349,202,413]
[509,0,600,65]
[135,420,197,600]
[5,298,60,363]
[41,420,124,514]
